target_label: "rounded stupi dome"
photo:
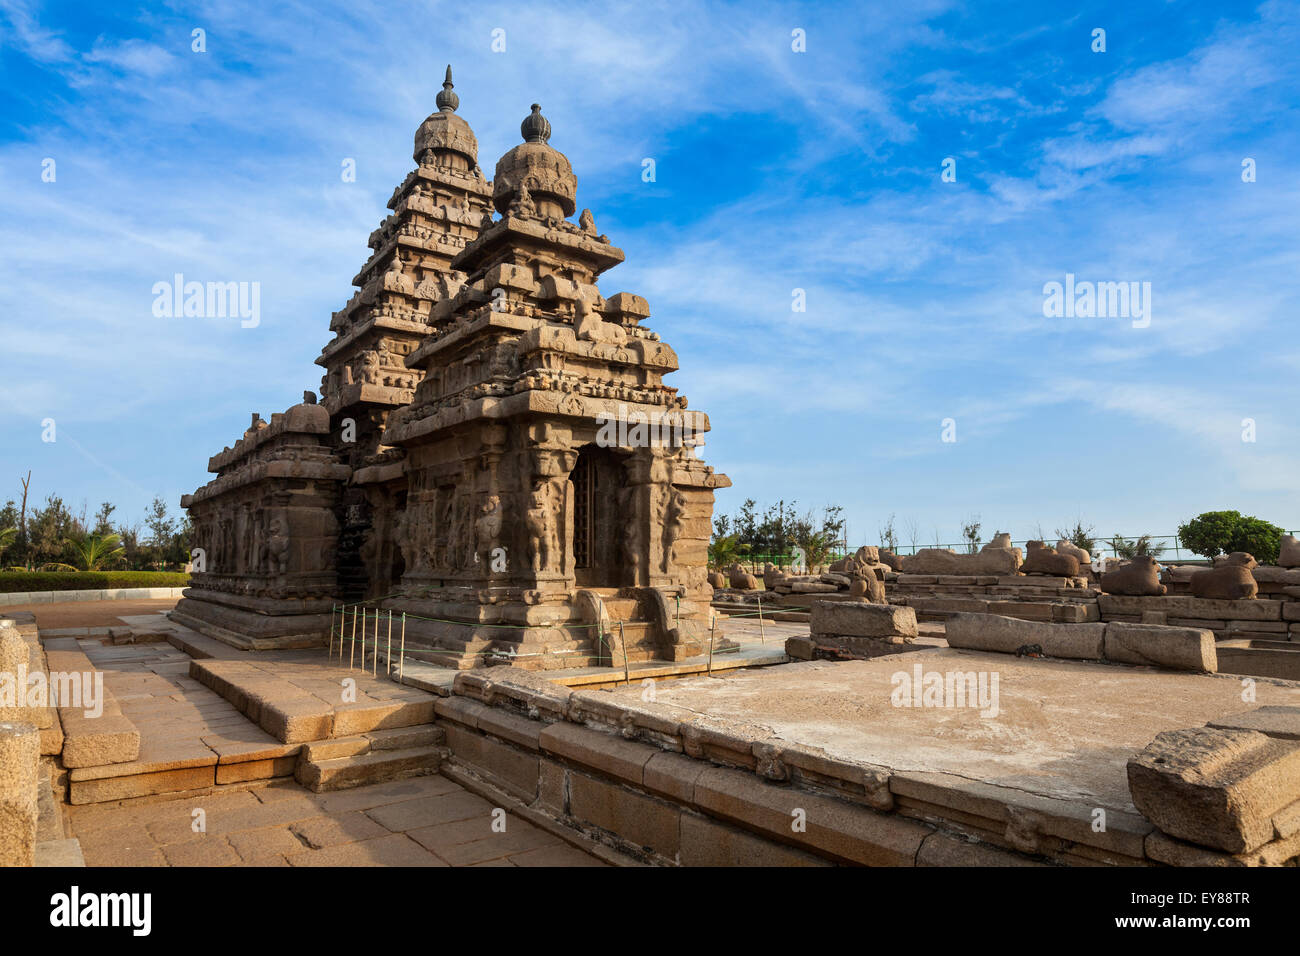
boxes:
[413,65,478,169]
[492,104,576,218]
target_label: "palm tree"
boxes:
[65,531,125,571]
[1110,534,1166,560]
[708,533,744,570]
[0,527,15,557]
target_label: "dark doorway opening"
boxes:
[570,444,628,588]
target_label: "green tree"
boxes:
[1177,511,1240,559]
[66,531,126,571]
[793,505,845,569]
[143,496,176,569]
[116,521,143,570]
[1178,511,1284,563]
[716,498,845,568]
[1228,516,1286,565]
[27,495,76,567]
[165,516,193,568]
[93,501,117,536]
[733,499,758,547]
[708,533,743,569]
[961,515,982,554]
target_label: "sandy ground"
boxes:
[2,597,180,628]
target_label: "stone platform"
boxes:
[170,594,332,651]
[433,650,1300,866]
[61,639,300,805]
[189,657,438,744]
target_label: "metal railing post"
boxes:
[619,621,630,686]
[349,605,357,670]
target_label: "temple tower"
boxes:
[315,67,495,600]
[382,105,730,669]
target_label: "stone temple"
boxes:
[174,69,730,670]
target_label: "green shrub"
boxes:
[1177,511,1285,564]
[1228,516,1286,565]
[0,570,190,594]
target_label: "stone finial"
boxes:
[521,103,551,144]
[302,390,317,405]
[436,64,459,113]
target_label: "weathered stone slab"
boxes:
[297,746,440,792]
[1127,727,1300,853]
[918,831,1051,866]
[679,811,832,866]
[901,548,1020,575]
[216,755,297,784]
[810,601,918,639]
[895,575,938,585]
[1103,622,1216,673]
[790,581,838,593]
[69,764,216,805]
[1144,828,1300,867]
[1099,594,1282,621]
[1207,706,1300,741]
[892,769,1151,860]
[1226,620,1288,634]
[59,709,141,769]
[692,765,931,866]
[1250,567,1300,585]
[943,613,1105,660]
[906,597,990,614]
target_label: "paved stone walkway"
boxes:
[3,597,180,629]
[68,775,606,866]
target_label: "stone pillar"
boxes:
[0,621,27,723]
[0,720,38,866]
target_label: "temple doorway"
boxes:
[570,444,628,588]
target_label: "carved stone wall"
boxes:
[174,403,349,648]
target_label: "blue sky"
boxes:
[1,0,1297,546]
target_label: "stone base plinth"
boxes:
[170,596,332,650]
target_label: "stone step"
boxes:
[300,724,443,763]
[189,658,437,743]
[601,598,642,620]
[295,744,444,793]
[165,624,245,660]
[41,638,140,769]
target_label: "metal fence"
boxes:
[885,536,1199,562]
[733,532,1300,571]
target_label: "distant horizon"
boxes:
[2,1,1297,542]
